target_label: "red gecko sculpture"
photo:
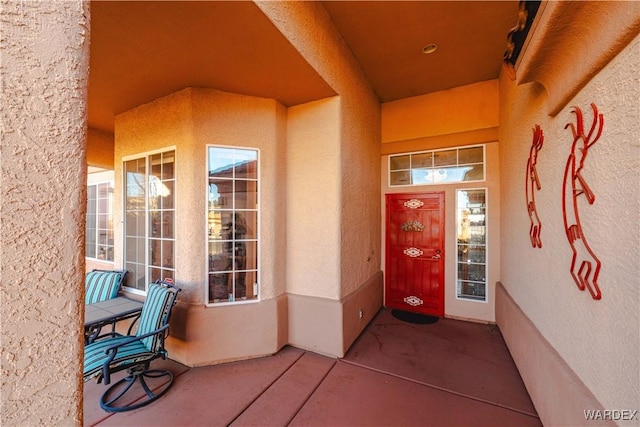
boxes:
[526,125,544,248]
[562,103,604,300]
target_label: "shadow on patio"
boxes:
[84,308,541,426]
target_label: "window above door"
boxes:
[389,144,485,187]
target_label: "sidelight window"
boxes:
[456,188,487,302]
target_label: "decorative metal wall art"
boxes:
[562,103,604,300]
[401,220,424,232]
[525,125,544,248]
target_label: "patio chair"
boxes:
[85,269,127,304]
[83,280,180,412]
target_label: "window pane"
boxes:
[161,151,175,180]
[390,155,410,171]
[213,211,234,241]
[162,211,174,238]
[235,211,257,240]
[209,180,233,210]
[209,272,231,300]
[163,240,174,269]
[433,166,474,183]
[457,281,486,300]
[235,180,258,210]
[234,150,258,179]
[208,241,229,271]
[149,153,162,180]
[242,241,258,270]
[162,181,174,209]
[86,239,96,258]
[433,150,457,166]
[411,152,432,168]
[149,239,159,267]
[208,147,235,178]
[458,146,483,164]
[462,164,484,181]
[458,263,486,282]
[411,168,434,185]
[390,170,410,186]
[458,245,486,263]
[149,211,161,238]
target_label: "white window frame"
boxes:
[86,180,115,262]
[122,147,176,295]
[205,144,260,307]
[388,144,485,187]
[455,187,488,303]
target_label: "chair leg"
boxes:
[99,365,174,413]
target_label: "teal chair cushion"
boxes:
[84,336,155,379]
[136,283,174,351]
[83,281,178,383]
[85,271,124,304]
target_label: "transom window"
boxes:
[207,146,259,305]
[86,181,114,261]
[389,145,485,186]
[123,149,176,293]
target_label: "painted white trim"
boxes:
[454,187,489,304]
[204,144,261,307]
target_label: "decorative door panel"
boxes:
[385,192,445,317]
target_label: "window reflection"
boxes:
[207,147,259,304]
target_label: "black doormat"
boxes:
[391,309,439,324]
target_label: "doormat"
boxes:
[391,309,439,324]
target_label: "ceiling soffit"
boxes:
[89,1,335,133]
[322,1,519,102]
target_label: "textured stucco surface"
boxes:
[86,128,115,169]
[382,80,500,143]
[517,1,640,116]
[1,0,88,425]
[499,29,640,420]
[115,88,287,365]
[256,1,382,357]
[256,0,382,303]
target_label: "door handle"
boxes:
[431,254,441,259]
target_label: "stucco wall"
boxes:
[380,81,501,323]
[382,80,500,143]
[286,98,342,299]
[1,1,88,425]
[115,88,288,365]
[257,1,382,357]
[87,128,115,169]
[499,30,640,422]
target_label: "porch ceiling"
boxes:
[88,1,519,134]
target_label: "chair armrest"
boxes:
[103,324,170,356]
[101,324,170,384]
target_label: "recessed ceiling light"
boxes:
[422,44,438,55]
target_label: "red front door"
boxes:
[385,192,445,317]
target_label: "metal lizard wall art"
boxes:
[525,124,544,248]
[562,103,604,300]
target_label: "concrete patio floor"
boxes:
[84,308,542,426]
